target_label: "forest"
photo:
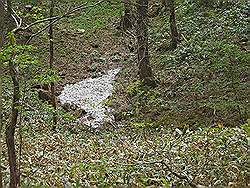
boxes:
[0,0,249,187]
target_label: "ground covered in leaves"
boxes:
[1,125,249,187]
[111,0,249,127]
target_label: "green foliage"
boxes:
[34,69,60,84]
[126,80,143,96]
[120,0,249,126]
[1,33,62,129]
[17,126,248,187]
[15,0,44,23]
[241,120,250,136]
[71,0,122,30]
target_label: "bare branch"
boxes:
[24,0,105,44]
[13,16,60,33]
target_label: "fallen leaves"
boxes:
[1,125,248,187]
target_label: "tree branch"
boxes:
[22,0,105,44]
[13,16,58,33]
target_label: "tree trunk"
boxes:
[6,57,19,188]
[5,0,19,187]
[136,0,155,86]
[168,0,178,49]
[0,1,6,187]
[49,0,57,128]
[121,0,133,30]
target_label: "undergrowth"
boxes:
[112,0,249,127]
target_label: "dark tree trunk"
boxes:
[121,0,133,30]
[5,0,20,187]
[0,1,6,187]
[6,59,19,188]
[49,0,57,128]
[136,0,155,86]
[168,0,178,49]
[0,2,5,44]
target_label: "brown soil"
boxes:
[53,27,129,94]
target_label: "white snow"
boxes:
[58,68,120,127]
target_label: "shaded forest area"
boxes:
[0,0,249,187]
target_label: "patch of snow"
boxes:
[58,68,120,128]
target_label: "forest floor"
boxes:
[54,25,127,93]
[1,0,249,187]
[10,124,249,187]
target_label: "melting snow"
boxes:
[58,68,120,127]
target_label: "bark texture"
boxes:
[121,0,133,30]
[168,0,178,49]
[5,0,20,187]
[49,0,57,128]
[6,59,19,187]
[0,1,5,187]
[136,0,155,86]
